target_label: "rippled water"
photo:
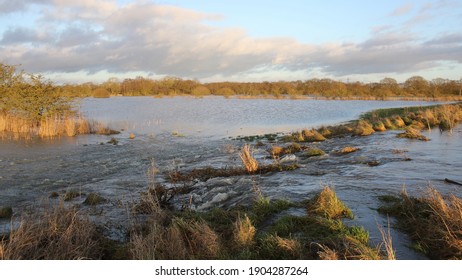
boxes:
[1,96,460,259]
[79,96,441,138]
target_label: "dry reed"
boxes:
[239,144,259,173]
[377,220,396,260]
[0,112,115,139]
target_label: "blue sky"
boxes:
[1,0,461,83]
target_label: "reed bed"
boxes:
[0,112,115,139]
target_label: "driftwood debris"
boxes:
[444,178,462,186]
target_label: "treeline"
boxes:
[59,76,462,100]
[1,63,461,100]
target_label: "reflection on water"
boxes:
[0,97,460,259]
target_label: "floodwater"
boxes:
[1,96,460,259]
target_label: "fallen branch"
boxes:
[444,178,462,186]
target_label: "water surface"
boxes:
[1,96,459,259]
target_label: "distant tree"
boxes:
[215,87,235,96]
[191,85,211,96]
[102,77,121,95]
[404,76,429,96]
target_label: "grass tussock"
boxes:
[234,214,256,248]
[338,146,360,154]
[130,217,221,260]
[354,120,375,136]
[378,187,462,259]
[239,144,259,173]
[304,147,326,157]
[83,193,106,206]
[302,129,326,142]
[372,121,386,132]
[308,186,354,219]
[397,127,430,141]
[0,203,102,260]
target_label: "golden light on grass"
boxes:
[0,112,115,139]
[234,214,256,248]
[309,186,353,219]
[239,144,259,173]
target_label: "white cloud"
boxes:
[1,0,461,82]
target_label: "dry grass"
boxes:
[317,244,339,260]
[396,127,429,141]
[239,144,259,173]
[130,217,221,260]
[0,112,116,139]
[338,146,360,154]
[379,187,462,259]
[372,121,386,132]
[354,120,375,136]
[377,221,396,260]
[392,116,406,128]
[234,214,256,247]
[302,129,326,142]
[305,147,325,157]
[308,186,354,219]
[0,203,102,260]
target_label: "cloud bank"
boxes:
[1,0,461,81]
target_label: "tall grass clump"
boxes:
[234,214,256,248]
[239,144,259,173]
[379,187,462,259]
[0,203,102,260]
[130,216,221,260]
[354,120,375,136]
[308,186,354,219]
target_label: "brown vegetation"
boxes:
[239,144,259,173]
[0,203,102,260]
[308,186,354,219]
[397,128,430,141]
[379,187,462,259]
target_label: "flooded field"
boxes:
[1,97,460,259]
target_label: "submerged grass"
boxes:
[396,128,430,141]
[378,187,462,259]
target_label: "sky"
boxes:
[1,0,462,84]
